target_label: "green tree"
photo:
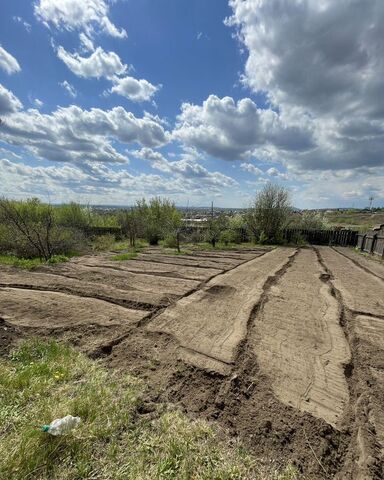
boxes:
[136,197,181,246]
[205,215,228,248]
[246,183,292,243]
[117,208,143,247]
[0,198,54,260]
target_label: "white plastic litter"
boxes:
[41,415,81,436]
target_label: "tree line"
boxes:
[0,184,328,261]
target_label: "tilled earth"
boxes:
[0,246,383,479]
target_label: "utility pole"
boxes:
[369,195,374,210]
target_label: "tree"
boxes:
[136,197,181,246]
[246,183,292,243]
[0,198,55,260]
[117,208,143,247]
[294,211,328,230]
[205,215,228,248]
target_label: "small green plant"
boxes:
[111,252,138,261]
[0,255,43,270]
[47,255,69,264]
[0,254,70,269]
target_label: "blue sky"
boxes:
[1,0,383,208]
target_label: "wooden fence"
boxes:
[180,225,358,246]
[357,225,384,257]
[282,228,358,246]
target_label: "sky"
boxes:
[0,0,383,209]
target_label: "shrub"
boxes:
[163,234,179,248]
[246,183,292,244]
[92,234,115,251]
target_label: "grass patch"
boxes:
[0,339,298,480]
[111,252,138,261]
[113,239,148,251]
[0,255,69,270]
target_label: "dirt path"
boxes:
[147,247,296,375]
[253,248,350,427]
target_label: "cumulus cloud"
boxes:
[0,46,21,74]
[0,84,23,114]
[110,76,160,102]
[0,87,169,166]
[227,0,384,172]
[34,0,127,38]
[57,46,127,79]
[56,46,159,103]
[174,95,314,160]
[59,80,77,98]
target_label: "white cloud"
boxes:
[13,16,32,32]
[0,155,237,204]
[34,0,127,38]
[133,148,237,190]
[110,76,160,102]
[227,0,384,172]
[33,98,44,109]
[174,95,314,161]
[56,45,159,103]
[79,33,95,52]
[0,84,23,114]
[59,80,77,98]
[240,163,263,176]
[57,46,127,79]
[0,46,21,74]
[0,87,169,166]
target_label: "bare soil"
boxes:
[0,245,383,479]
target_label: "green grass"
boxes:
[111,252,138,261]
[0,339,298,480]
[0,254,69,270]
[113,239,148,251]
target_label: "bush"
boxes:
[163,234,178,248]
[92,234,115,251]
[220,230,233,246]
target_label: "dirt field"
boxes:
[0,246,383,479]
